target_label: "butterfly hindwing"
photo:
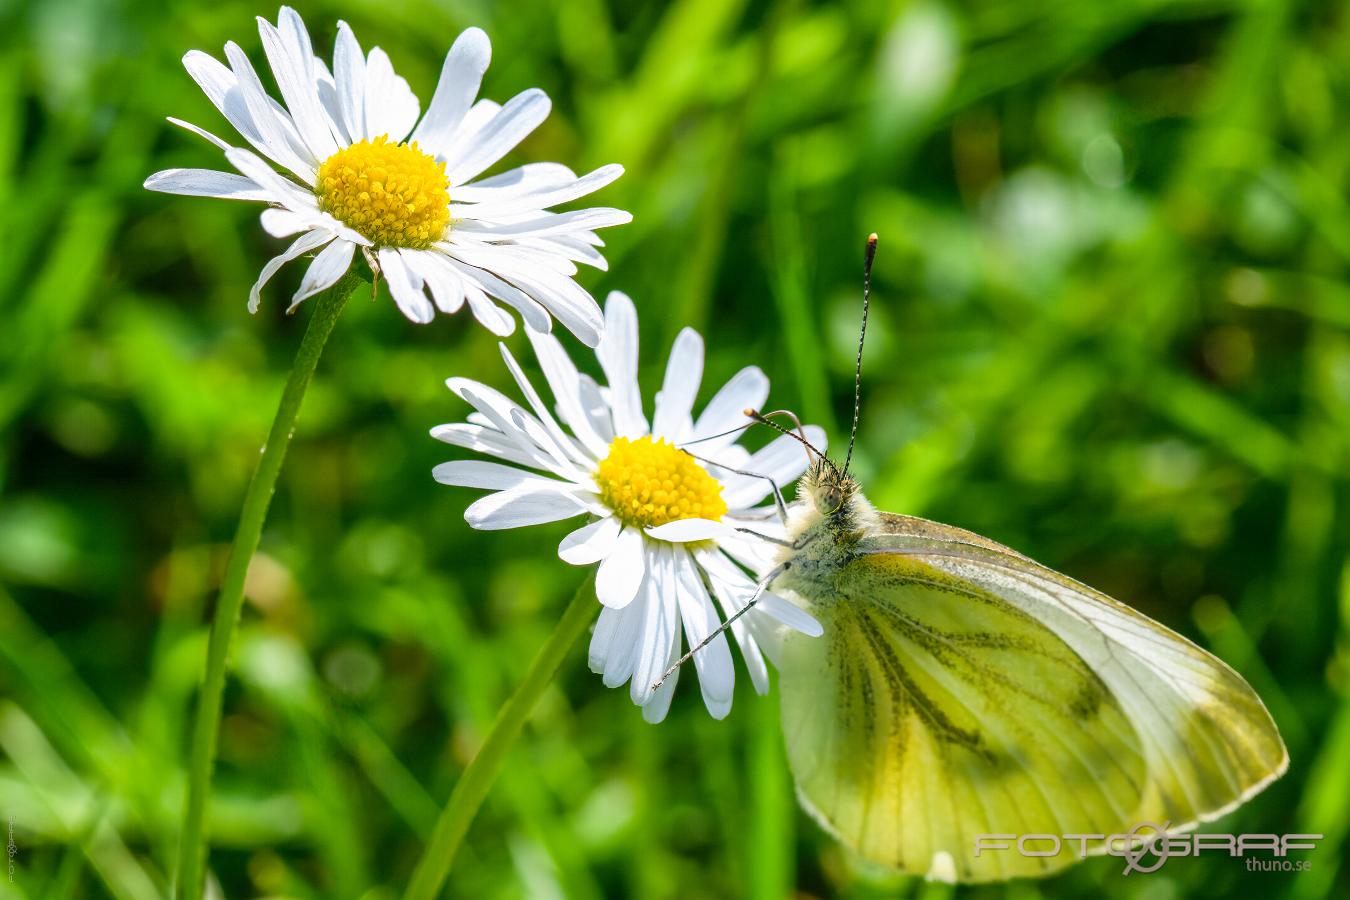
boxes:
[779,540,1147,881]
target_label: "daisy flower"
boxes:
[432,292,824,722]
[145,7,629,344]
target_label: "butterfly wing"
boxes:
[869,513,1288,830]
[777,512,1286,883]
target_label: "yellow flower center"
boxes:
[594,436,728,528]
[315,136,450,249]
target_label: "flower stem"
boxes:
[176,274,362,900]
[403,574,598,900]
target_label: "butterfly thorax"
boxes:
[773,460,879,610]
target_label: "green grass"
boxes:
[2,0,1349,897]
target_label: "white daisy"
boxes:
[432,292,824,722]
[144,7,629,344]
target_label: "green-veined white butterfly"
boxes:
[664,235,1287,883]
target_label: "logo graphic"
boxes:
[974,826,1321,875]
[1116,821,1171,875]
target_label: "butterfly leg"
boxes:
[652,560,791,691]
[731,528,822,557]
[734,527,794,547]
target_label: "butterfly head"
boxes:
[801,457,860,518]
[781,456,876,557]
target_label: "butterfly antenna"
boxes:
[844,233,878,476]
[676,421,755,448]
[760,408,813,458]
[745,409,825,466]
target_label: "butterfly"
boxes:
[664,235,1287,882]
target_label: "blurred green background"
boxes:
[2,0,1349,897]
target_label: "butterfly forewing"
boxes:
[777,512,1286,882]
[868,515,1287,822]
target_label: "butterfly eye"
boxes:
[818,486,843,515]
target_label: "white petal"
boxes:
[445,88,551,185]
[402,251,465,314]
[561,228,605,247]
[181,50,238,118]
[181,50,265,148]
[379,248,434,323]
[595,292,647,438]
[463,483,588,530]
[595,576,647,687]
[333,22,367,141]
[716,531,780,576]
[143,168,271,201]
[506,406,587,486]
[457,254,602,347]
[184,46,314,180]
[484,244,576,276]
[497,342,591,467]
[166,116,235,152]
[524,329,612,458]
[410,27,491,157]
[520,233,609,271]
[288,238,355,309]
[448,259,552,334]
[223,41,316,181]
[641,635,680,724]
[434,460,561,491]
[758,591,823,636]
[559,515,622,565]
[260,207,316,237]
[430,422,550,471]
[644,518,738,543]
[311,56,350,145]
[315,213,372,248]
[276,8,340,147]
[652,328,704,440]
[257,11,338,158]
[589,602,622,675]
[526,283,602,346]
[460,164,624,220]
[715,446,753,472]
[452,207,632,239]
[722,426,828,509]
[576,374,615,446]
[223,147,317,213]
[449,98,500,148]
[452,383,581,480]
[673,551,734,717]
[596,526,646,609]
[699,561,770,695]
[454,162,578,202]
[464,284,516,336]
[692,543,756,591]
[249,229,334,313]
[364,47,419,141]
[631,543,680,706]
[693,545,821,637]
[734,631,770,694]
[688,367,768,448]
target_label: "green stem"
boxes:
[176,274,361,900]
[403,574,598,900]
